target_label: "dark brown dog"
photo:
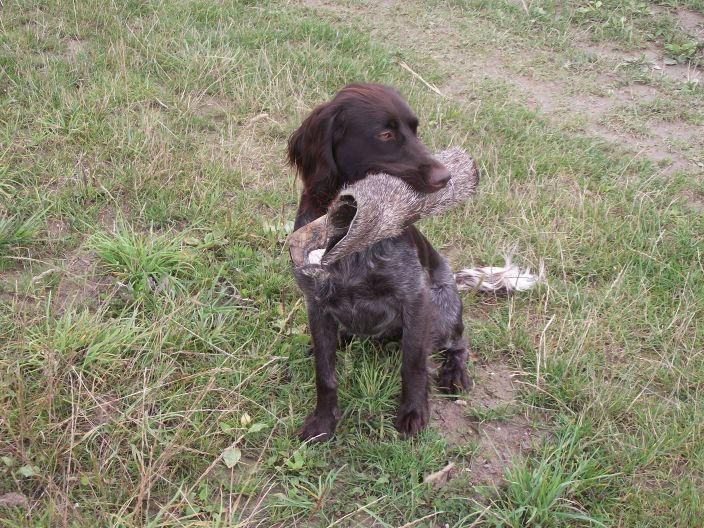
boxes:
[289,83,469,442]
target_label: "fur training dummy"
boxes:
[288,147,541,292]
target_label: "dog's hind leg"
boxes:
[437,341,470,394]
[429,261,471,394]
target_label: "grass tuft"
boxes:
[477,421,614,527]
[88,220,196,304]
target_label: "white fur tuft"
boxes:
[455,255,544,293]
[307,248,326,265]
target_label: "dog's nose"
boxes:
[429,166,451,189]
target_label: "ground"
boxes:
[1,1,703,526]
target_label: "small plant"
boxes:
[466,402,516,423]
[664,41,701,64]
[681,79,702,94]
[29,308,146,368]
[0,165,16,201]
[269,466,345,522]
[576,0,604,14]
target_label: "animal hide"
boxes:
[289,147,479,271]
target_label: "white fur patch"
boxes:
[307,248,325,265]
[455,257,544,293]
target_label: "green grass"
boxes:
[1,0,703,526]
[472,419,615,527]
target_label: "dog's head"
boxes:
[288,83,450,210]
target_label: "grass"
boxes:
[1,0,703,526]
[0,213,44,265]
[473,419,615,527]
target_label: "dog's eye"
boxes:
[378,130,395,141]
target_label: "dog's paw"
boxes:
[437,369,470,395]
[296,412,337,443]
[395,402,429,438]
[437,362,471,395]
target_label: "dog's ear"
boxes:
[288,102,343,208]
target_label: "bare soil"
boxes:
[651,4,704,36]
[66,39,86,58]
[432,362,544,488]
[52,247,116,314]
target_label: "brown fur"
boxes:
[288,84,470,442]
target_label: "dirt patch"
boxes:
[684,190,704,212]
[650,4,704,37]
[192,95,229,122]
[66,39,86,58]
[90,394,121,425]
[77,393,122,432]
[432,362,544,488]
[0,491,29,509]
[471,363,520,407]
[53,249,114,314]
[487,54,698,173]
[590,122,693,175]
[97,207,118,230]
[584,41,702,84]
[468,418,541,487]
[517,75,608,116]
[508,52,700,174]
[45,216,70,239]
[614,82,661,100]
[677,9,704,37]
[432,397,477,447]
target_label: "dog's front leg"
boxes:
[396,294,431,437]
[297,304,340,443]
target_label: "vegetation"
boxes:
[1,0,702,526]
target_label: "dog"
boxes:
[288,83,470,442]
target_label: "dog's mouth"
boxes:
[427,179,450,192]
[399,169,452,194]
[362,166,450,194]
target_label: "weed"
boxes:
[664,40,702,63]
[88,220,196,305]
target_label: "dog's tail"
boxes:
[454,253,544,293]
